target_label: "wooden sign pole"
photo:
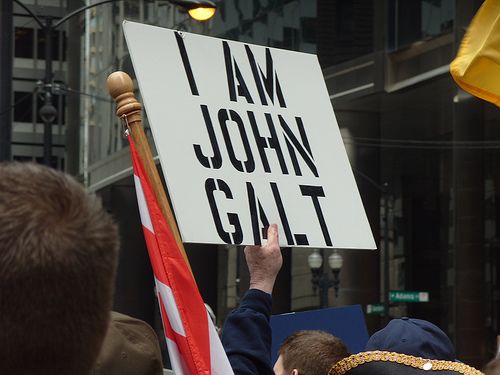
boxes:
[106,71,192,274]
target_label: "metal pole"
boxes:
[0,1,13,161]
[352,168,391,324]
[43,19,53,166]
[65,0,84,175]
[383,182,390,324]
[318,249,329,308]
[319,275,328,308]
[332,269,340,298]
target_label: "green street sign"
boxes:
[366,304,385,315]
[389,291,429,303]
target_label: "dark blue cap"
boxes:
[365,317,456,361]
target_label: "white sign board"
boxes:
[123,21,375,249]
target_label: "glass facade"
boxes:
[388,0,454,51]
[14,27,34,58]
[209,0,317,53]
[317,0,374,66]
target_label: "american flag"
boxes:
[129,135,234,374]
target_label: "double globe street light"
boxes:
[308,249,343,308]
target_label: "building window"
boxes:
[283,27,299,49]
[124,0,140,18]
[13,91,33,123]
[37,30,66,61]
[388,0,454,51]
[336,0,354,37]
[301,17,316,44]
[35,156,62,169]
[15,27,34,58]
[13,155,34,162]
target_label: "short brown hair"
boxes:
[485,356,500,375]
[0,162,119,375]
[279,330,350,374]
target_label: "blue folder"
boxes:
[270,305,369,363]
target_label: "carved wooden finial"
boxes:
[106,71,142,119]
[106,70,193,275]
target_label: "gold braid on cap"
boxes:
[328,351,484,375]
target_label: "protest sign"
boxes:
[123,21,375,249]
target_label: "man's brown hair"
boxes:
[0,162,119,375]
[485,356,500,375]
[279,330,350,374]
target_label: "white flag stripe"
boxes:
[208,315,235,375]
[165,336,189,375]
[156,278,186,337]
[134,175,154,233]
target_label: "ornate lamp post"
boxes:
[308,249,344,308]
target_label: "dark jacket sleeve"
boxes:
[221,289,274,375]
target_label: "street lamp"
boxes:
[308,249,343,308]
[169,0,217,21]
[14,0,217,167]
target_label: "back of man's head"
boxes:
[276,330,350,374]
[0,162,120,375]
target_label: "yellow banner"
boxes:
[450,0,500,106]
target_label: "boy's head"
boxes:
[0,162,120,375]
